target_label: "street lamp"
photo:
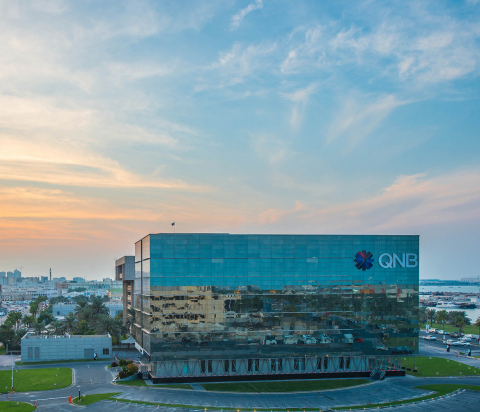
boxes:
[7,340,13,391]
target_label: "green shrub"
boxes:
[118,358,128,366]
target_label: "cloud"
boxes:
[281,6,480,84]
[326,94,406,147]
[302,170,480,233]
[282,83,317,130]
[251,133,290,165]
[258,201,305,225]
[281,24,326,74]
[230,0,263,31]
[196,41,276,90]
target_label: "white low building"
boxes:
[21,333,112,362]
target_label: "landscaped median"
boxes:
[114,380,193,389]
[200,379,370,393]
[0,368,72,393]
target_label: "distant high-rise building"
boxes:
[7,271,13,278]
[40,276,49,283]
[13,269,21,278]
[49,268,51,281]
[0,272,5,278]
[73,277,84,283]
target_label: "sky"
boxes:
[0,0,479,280]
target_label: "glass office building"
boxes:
[134,234,419,381]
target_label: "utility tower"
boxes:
[49,268,52,281]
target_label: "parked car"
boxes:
[460,337,472,342]
[438,330,450,335]
[430,328,439,333]
[450,332,462,339]
[423,335,437,341]
[459,341,472,347]
[445,339,455,345]
[375,344,388,351]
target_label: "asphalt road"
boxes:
[1,341,480,410]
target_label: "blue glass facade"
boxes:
[134,233,419,377]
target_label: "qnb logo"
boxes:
[379,253,418,268]
[354,250,374,271]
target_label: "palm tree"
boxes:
[95,314,121,343]
[455,315,466,334]
[125,307,136,332]
[33,321,46,336]
[49,320,64,335]
[74,299,89,313]
[436,310,448,334]
[29,301,39,318]
[90,296,109,317]
[474,317,480,341]
[22,314,35,328]
[426,309,436,327]
[61,312,77,334]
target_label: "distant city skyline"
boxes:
[1,1,479,280]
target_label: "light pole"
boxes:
[8,340,13,391]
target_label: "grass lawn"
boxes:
[153,384,193,389]
[0,368,72,393]
[403,356,480,377]
[420,322,479,336]
[115,380,147,386]
[201,379,370,393]
[0,401,35,412]
[73,393,117,405]
[0,344,6,355]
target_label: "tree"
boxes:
[474,317,480,341]
[22,314,35,328]
[61,312,78,334]
[4,311,22,330]
[33,321,46,336]
[436,310,448,334]
[49,296,69,305]
[29,301,39,318]
[95,314,121,343]
[426,309,436,327]
[76,320,94,335]
[90,296,109,317]
[37,310,55,325]
[48,320,64,335]
[72,295,88,306]
[455,315,466,334]
[125,307,136,333]
[36,295,48,304]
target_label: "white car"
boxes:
[424,335,437,341]
[459,341,472,347]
